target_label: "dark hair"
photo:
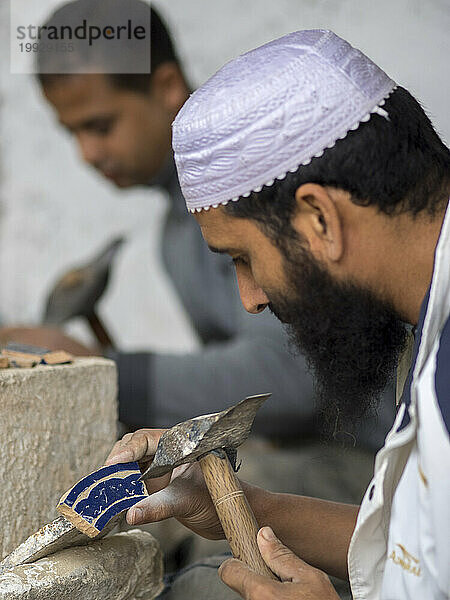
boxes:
[37,0,179,93]
[226,87,450,241]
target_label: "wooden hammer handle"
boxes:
[198,450,277,579]
[87,312,115,350]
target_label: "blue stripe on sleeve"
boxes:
[396,289,430,432]
[435,316,450,435]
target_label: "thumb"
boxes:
[219,558,279,599]
[257,527,310,582]
[127,483,183,525]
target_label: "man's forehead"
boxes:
[194,207,252,252]
[44,74,118,123]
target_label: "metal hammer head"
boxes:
[140,393,271,480]
[43,237,125,324]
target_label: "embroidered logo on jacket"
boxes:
[388,543,421,577]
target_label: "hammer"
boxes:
[140,393,277,579]
[43,237,124,350]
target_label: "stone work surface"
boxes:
[0,516,121,576]
[0,358,117,559]
[0,530,164,600]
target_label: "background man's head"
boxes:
[173,31,450,434]
[37,0,189,187]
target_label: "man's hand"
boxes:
[219,527,340,600]
[105,429,226,540]
[0,326,97,355]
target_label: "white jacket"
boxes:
[348,200,450,599]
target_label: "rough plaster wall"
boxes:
[0,1,448,349]
[0,530,164,600]
[0,358,117,560]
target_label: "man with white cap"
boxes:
[2,0,395,461]
[106,30,450,599]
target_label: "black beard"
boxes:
[268,244,407,439]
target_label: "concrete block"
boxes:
[0,358,117,559]
[0,530,164,600]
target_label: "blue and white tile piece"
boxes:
[57,461,148,537]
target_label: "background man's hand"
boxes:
[0,326,97,355]
[105,429,226,540]
[219,527,340,600]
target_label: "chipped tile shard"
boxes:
[57,461,148,537]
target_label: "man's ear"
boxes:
[292,183,344,262]
[149,63,189,117]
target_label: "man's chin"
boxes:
[268,250,407,437]
[111,178,132,189]
[102,171,134,188]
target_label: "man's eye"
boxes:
[94,121,113,135]
[87,119,114,135]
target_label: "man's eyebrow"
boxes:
[208,245,225,254]
[208,246,241,255]
[59,115,114,133]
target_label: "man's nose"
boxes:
[77,134,104,167]
[236,270,269,314]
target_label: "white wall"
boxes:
[0,0,448,351]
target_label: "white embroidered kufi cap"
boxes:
[172,29,396,213]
